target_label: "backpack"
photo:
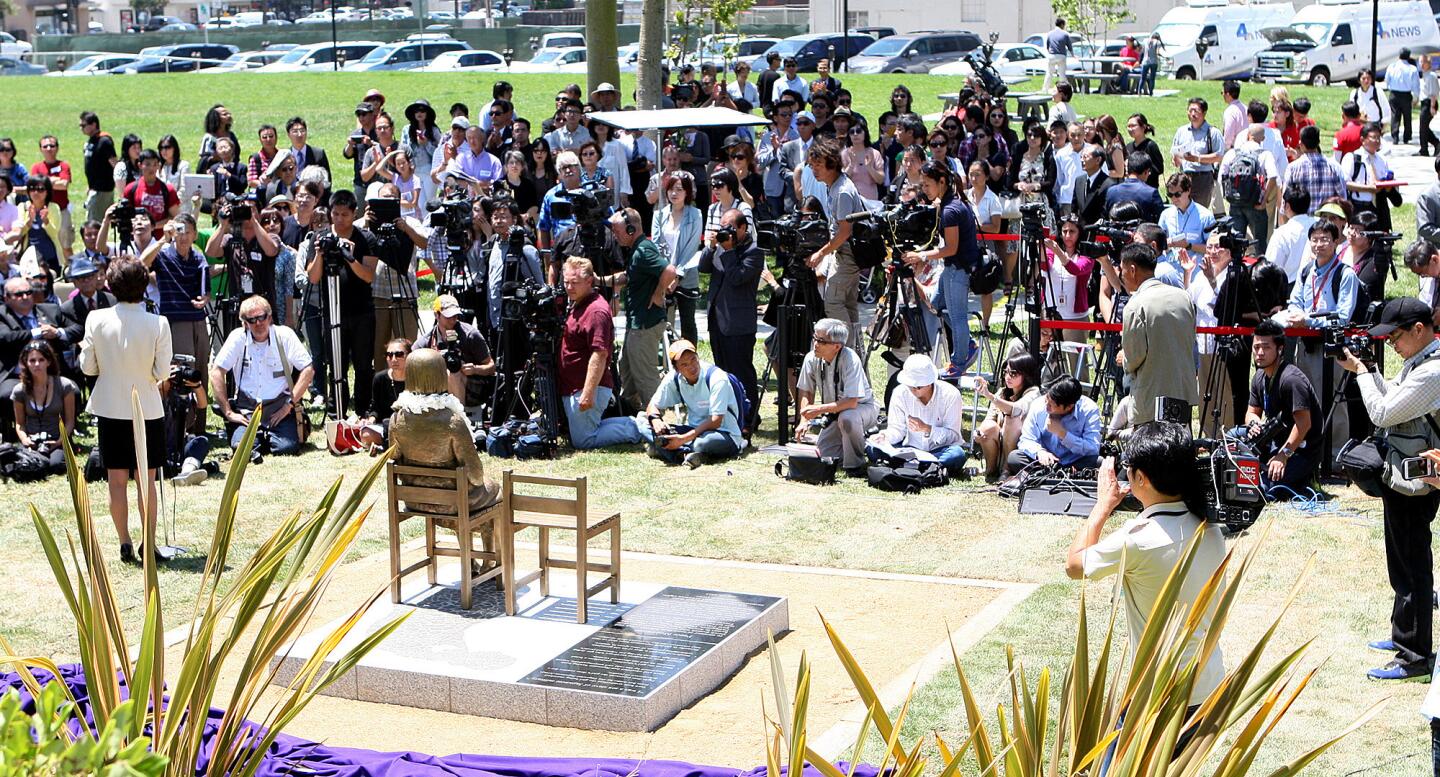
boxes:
[674,366,752,437]
[0,443,52,482]
[1223,147,1267,207]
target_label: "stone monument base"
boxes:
[271,570,787,732]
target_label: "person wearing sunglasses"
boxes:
[30,136,72,249]
[211,295,314,461]
[139,213,215,424]
[0,138,27,189]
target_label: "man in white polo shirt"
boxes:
[210,295,313,458]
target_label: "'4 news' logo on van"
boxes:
[1378,21,1425,39]
[1234,23,1267,41]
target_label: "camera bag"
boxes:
[967,248,1004,296]
[775,449,838,485]
[1336,436,1388,498]
[866,459,948,494]
[0,443,52,483]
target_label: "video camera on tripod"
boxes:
[1315,312,1378,364]
[311,229,354,276]
[549,184,612,245]
[427,193,475,253]
[843,200,939,271]
[757,210,829,261]
[110,198,137,248]
[1078,218,1139,259]
[965,33,1010,98]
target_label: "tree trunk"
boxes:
[585,0,620,100]
[635,0,664,111]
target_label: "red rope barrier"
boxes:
[1037,319,1334,338]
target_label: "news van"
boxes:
[1153,0,1296,80]
[1253,0,1440,86]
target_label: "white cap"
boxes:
[897,354,937,388]
[592,82,618,94]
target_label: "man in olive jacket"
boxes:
[1120,243,1199,424]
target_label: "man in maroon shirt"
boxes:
[122,149,179,240]
[1332,101,1365,158]
[30,135,73,252]
[558,256,642,449]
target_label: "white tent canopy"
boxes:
[586,107,768,132]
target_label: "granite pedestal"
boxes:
[271,570,788,732]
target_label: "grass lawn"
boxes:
[0,72,1434,774]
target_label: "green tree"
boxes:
[636,0,665,110]
[1051,0,1132,48]
[585,0,619,99]
[668,0,755,66]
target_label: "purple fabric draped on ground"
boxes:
[1,664,877,777]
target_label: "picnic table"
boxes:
[1068,72,1120,94]
[1014,93,1052,122]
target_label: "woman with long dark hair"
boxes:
[1042,213,1095,376]
[530,137,558,195]
[889,144,927,203]
[906,161,978,379]
[114,134,143,190]
[156,134,189,189]
[16,176,70,276]
[842,123,886,201]
[11,340,77,476]
[199,104,239,170]
[1124,113,1164,181]
[402,99,442,203]
[0,138,27,188]
[494,150,539,224]
[891,86,913,116]
[968,159,1003,327]
[973,352,1042,480]
[987,106,1019,154]
[652,170,703,344]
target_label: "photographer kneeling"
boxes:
[210,296,314,460]
[1007,376,1102,475]
[415,293,494,409]
[162,354,213,486]
[795,318,878,478]
[1336,297,1440,680]
[1066,421,1227,765]
[639,339,745,468]
[1244,320,1321,491]
[866,353,967,474]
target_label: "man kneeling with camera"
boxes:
[1067,421,1227,765]
[639,339,746,469]
[415,293,494,409]
[163,354,214,486]
[210,296,314,460]
[1007,376,1102,475]
[795,318,877,477]
[1337,297,1440,680]
[1244,319,1321,491]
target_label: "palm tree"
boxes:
[585,0,619,98]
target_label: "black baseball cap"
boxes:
[1368,297,1433,336]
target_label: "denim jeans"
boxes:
[229,412,301,456]
[639,423,740,464]
[1140,62,1158,95]
[563,386,643,450]
[934,265,972,369]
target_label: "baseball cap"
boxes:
[451,116,471,131]
[1367,297,1433,336]
[897,354,938,387]
[436,294,464,317]
[795,111,815,124]
[355,102,376,116]
[666,338,698,363]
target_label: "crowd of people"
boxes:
[4,38,1440,695]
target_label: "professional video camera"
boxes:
[1079,219,1139,259]
[1192,432,1266,533]
[1316,312,1377,363]
[757,210,829,259]
[965,34,1009,98]
[847,200,939,257]
[170,353,202,387]
[218,192,251,224]
[427,194,474,253]
[1016,201,1047,241]
[1208,216,1249,258]
[111,198,137,246]
[501,277,562,335]
[311,230,353,276]
[550,184,612,251]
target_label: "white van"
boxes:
[1253,0,1440,86]
[1153,0,1296,80]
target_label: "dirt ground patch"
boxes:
[254,548,1020,768]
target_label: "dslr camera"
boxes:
[170,353,202,386]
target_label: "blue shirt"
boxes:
[152,244,209,322]
[651,363,745,444]
[1104,179,1164,223]
[538,183,575,237]
[1018,394,1102,465]
[1282,255,1359,327]
[939,195,980,270]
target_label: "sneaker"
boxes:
[1368,639,1398,652]
[1367,658,1431,681]
[958,344,980,374]
[172,459,207,486]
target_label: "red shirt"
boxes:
[123,177,179,239]
[558,291,615,396]
[1332,120,1363,156]
[29,160,71,209]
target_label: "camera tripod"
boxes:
[205,224,248,356]
[756,252,824,436]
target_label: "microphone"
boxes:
[840,208,885,223]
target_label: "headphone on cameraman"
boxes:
[620,211,637,236]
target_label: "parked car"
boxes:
[129,14,185,32]
[48,53,140,76]
[295,10,338,24]
[0,31,32,58]
[426,9,457,20]
[422,49,507,72]
[930,42,1050,79]
[751,32,874,72]
[209,50,288,72]
[510,46,585,73]
[694,35,780,68]
[537,32,584,51]
[0,56,45,76]
[256,41,383,71]
[112,44,239,74]
[157,22,199,31]
[850,26,897,40]
[846,30,983,73]
[617,42,640,72]
[345,36,470,71]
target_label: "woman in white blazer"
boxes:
[79,258,172,564]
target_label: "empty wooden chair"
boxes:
[387,460,508,610]
[501,470,619,623]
